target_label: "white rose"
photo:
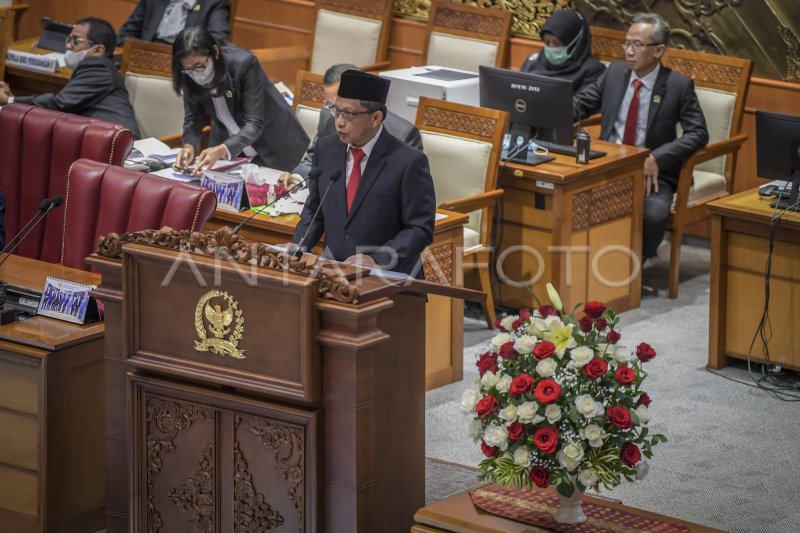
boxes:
[574,395,598,418]
[569,346,594,367]
[543,315,564,331]
[499,405,518,423]
[557,450,581,472]
[563,442,584,462]
[536,358,558,378]
[545,404,562,423]
[490,333,513,350]
[468,419,483,441]
[500,315,519,332]
[460,388,481,414]
[516,401,539,423]
[480,371,500,389]
[495,374,513,394]
[528,317,548,337]
[635,461,650,480]
[483,423,509,451]
[634,405,650,425]
[513,446,532,467]
[613,345,635,364]
[582,424,606,448]
[578,468,599,488]
[514,335,538,355]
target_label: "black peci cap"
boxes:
[337,69,391,104]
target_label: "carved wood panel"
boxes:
[420,107,498,139]
[422,241,455,286]
[572,177,634,231]
[434,6,506,36]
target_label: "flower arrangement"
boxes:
[462,284,666,498]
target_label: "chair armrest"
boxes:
[575,113,602,128]
[251,46,310,64]
[682,134,747,169]
[438,189,504,213]
[359,60,391,73]
[159,132,183,148]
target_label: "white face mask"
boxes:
[64,48,89,70]
[187,60,215,87]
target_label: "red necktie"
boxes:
[622,79,643,146]
[346,147,365,213]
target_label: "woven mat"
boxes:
[470,485,690,532]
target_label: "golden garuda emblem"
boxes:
[194,290,245,359]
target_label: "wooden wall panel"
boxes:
[18,0,137,40]
[386,18,424,69]
[232,0,314,50]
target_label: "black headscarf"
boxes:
[520,9,606,93]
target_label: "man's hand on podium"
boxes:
[344,254,377,269]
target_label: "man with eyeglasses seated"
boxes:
[117,0,230,46]
[291,70,436,277]
[0,18,141,138]
[573,13,708,264]
[293,63,423,180]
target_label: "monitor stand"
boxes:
[771,169,800,212]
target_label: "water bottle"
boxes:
[576,129,591,165]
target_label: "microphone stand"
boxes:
[0,197,53,258]
[0,196,63,271]
[293,169,343,258]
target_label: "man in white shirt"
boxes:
[117,0,231,45]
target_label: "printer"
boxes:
[380,65,480,123]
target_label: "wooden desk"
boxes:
[4,38,72,96]
[496,140,649,313]
[204,208,469,390]
[708,189,800,371]
[412,484,726,533]
[0,256,105,533]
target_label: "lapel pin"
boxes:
[193,3,201,11]
[226,90,233,98]
[653,95,661,104]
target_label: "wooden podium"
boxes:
[89,227,479,533]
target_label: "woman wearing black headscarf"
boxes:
[520,9,605,94]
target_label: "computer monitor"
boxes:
[756,110,800,211]
[479,65,574,162]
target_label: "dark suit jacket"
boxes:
[181,46,310,171]
[118,0,231,45]
[574,60,708,187]
[294,109,423,179]
[292,128,436,276]
[15,56,141,138]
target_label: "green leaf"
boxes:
[556,481,575,498]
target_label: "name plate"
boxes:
[5,50,59,73]
[37,276,100,325]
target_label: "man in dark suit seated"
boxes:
[573,13,708,261]
[0,18,141,138]
[118,0,230,46]
[292,70,436,277]
[293,63,423,180]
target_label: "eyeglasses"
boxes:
[327,104,374,122]
[65,36,95,47]
[180,58,210,74]
[621,40,661,52]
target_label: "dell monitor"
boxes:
[479,65,574,162]
[756,110,800,211]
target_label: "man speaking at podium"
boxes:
[291,70,436,277]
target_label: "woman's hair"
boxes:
[172,26,228,95]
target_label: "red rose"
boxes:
[636,342,657,362]
[499,341,518,360]
[476,352,498,376]
[583,301,607,319]
[519,308,531,321]
[507,422,525,442]
[637,393,651,407]
[532,426,559,454]
[606,329,621,343]
[614,365,636,386]
[534,379,562,404]
[495,319,506,332]
[475,395,500,418]
[512,318,524,330]
[620,442,641,467]
[481,440,499,458]
[508,374,535,397]
[578,315,593,333]
[583,357,608,379]
[530,466,551,488]
[606,405,633,429]
[595,318,608,331]
[533,341,556,361]
[539,305,558,318]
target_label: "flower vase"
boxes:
[553,483,587,524]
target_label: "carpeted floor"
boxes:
[424,243,800,533]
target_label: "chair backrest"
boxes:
[308,0,393,74]
[415,97,507,243]
[120,39,185,139]
[293,70,325,140]
[61,159,217,270]
[589,26,627,65]
[0,104,135,263]
[662,48,752,177]
[424,1,512,73]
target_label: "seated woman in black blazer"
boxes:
[520,9,606,94]
[172,27,310,176]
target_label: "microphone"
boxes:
[232,168,322,235]
[0,195,63,270]
[292,169,343,258]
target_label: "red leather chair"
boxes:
[0,104,135,263]
[61,159,217,270]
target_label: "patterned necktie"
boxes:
[346,147,365,213]
[622,79,643,146]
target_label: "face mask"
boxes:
[187,61,215,87]
[544,45,569,66]
[64,48,89,70]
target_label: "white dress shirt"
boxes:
[345,125,383,187]
[211,95,258,159]
[610,64,661,147]
[155,0,196,44]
